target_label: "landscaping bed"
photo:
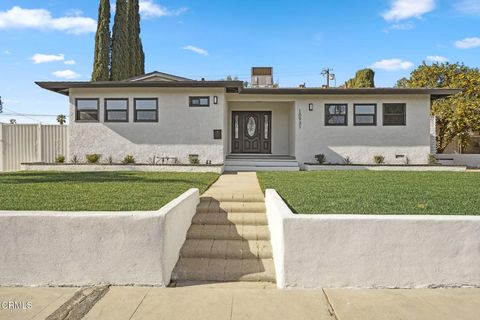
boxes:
[0,171,219,211]
[258,171,480,215]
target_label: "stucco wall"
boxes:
[266,189,480,289]
[69,88,226,164]
[0,189,199,287]
[227,101,293,155]
[294,94,432,165]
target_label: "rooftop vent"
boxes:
[251,67,273,88]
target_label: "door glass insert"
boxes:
[264,115,269,139]
[247,116,256,137]
[234,115,239,139]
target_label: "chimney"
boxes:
[251,67,273,88]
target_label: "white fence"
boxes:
[0,124,67,172]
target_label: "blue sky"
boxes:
[0,0,479,123]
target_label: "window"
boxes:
[325,104,348,126]
[76,99,99,122]
[134,98,158,122]
[189,96,210,107]
[105,99,128,122]
[383,103,406,126]
[354,104,377,126]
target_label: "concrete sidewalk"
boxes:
[1,284,480,319]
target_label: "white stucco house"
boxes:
[37,68,459,171]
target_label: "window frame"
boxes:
[324,103,348,126]
[189,96,210,107]
[383,103,406,126]
[134,98,159,122]
[104,98,129,123]
[75,98,99,123]
[353,103,377,126]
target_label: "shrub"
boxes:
[86,154,101,164]
[428,154,439,165]
[189,154,200,165]
[122,155,135,164]
[107,156,113,165]
[314,154,326,164]
[55,155,65,164]
[373,155,385,164]
[344,156,352,165]
[71,155,79,164]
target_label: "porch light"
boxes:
[213,96,218,104]
[308,103,313,111]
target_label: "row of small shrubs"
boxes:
[54,154,202,165]
[314,154,438,165]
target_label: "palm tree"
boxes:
[56,114,67,125]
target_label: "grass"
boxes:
[0,171,219,211]
[258,171,480,215]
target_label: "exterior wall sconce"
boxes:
[308,103,314,111]
[213,96,218,104]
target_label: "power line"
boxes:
[2,107,49,124]
[0,112,69,117]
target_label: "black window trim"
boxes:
[383,103,407,126]
[354,103,377,126]
[134,98,159,122]
[189,96,210,107]
[325,103,348,126]
[75,98,100,123]
[104,98,129,123]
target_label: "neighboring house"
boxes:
[36,68,459,170]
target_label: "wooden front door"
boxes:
[232,111,272,153]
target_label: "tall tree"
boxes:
[345,69,375,88]
[399,62,480,153]
[92,0,111,81]
[127,0,145,77]
[111,0,129,80]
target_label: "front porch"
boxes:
[224,154,299,172]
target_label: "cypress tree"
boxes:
[127,0,145,77]
[92,0,111,81]
[111,0,129,80]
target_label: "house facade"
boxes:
[37,70,459,169]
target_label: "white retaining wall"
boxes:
[436,154,480,167]
[0,188,199,287]
[304,164,466,172]
[21,163,224,173]
[266,189,480,289]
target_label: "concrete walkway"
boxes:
[2,285,480,319]
[172,172,275,283]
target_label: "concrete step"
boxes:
[172,258,276,283]
[180,239,273,259]
[192,212,268,226]
[200,194,265,202]
[224,165,300,172]
[187,225,270,241]
[197,201,266,213]
[225,160,299,166]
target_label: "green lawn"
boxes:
[0,171,219,211]
[258,171,480,215]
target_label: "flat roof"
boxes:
[35,80,461,97]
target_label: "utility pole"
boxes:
[321,68,335,88]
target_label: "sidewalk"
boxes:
[2,284,479,320]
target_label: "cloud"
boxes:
[390,22,415,30]
[0,6,96,34]
[139,0,188,19]
[382,0,435,21]
[182,45,208,56]
[455,0,480,15]
[52,70,80,79]
[31,53,65,64]
[64,59,76,65]
[370,58,414,71]
[455,37,480,49]
[3,50,12,55]
[426,55,449,63]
